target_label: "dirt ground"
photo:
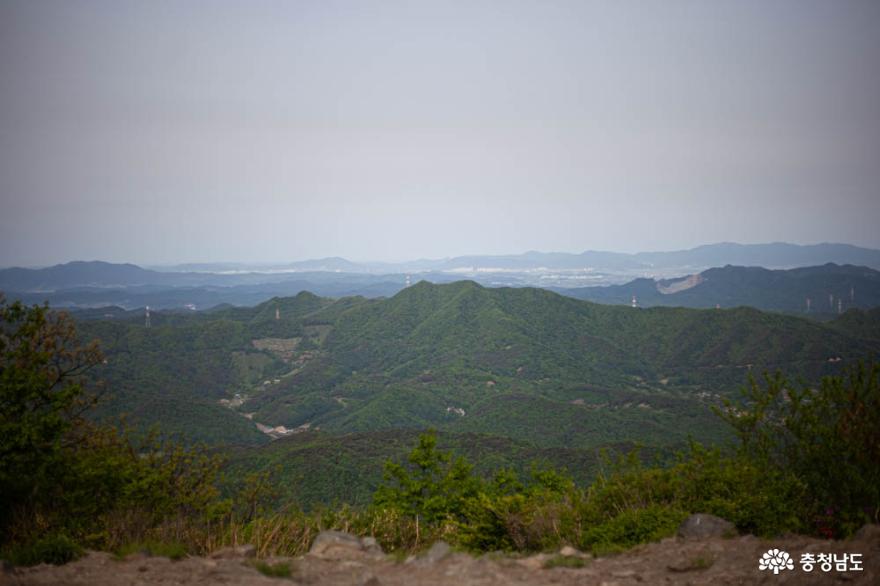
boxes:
[4,529,878,586]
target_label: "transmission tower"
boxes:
[145,306,151,328]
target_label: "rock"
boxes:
[611,569,637,578]
[559,545,578,557]
[422,540,452,563]
[309,530,383,560]
[677,514,735,539]
[210,544,256,559]
[853,523,880,542]
[361,536,384,555]
[518,553,552,571]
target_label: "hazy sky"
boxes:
[2,0,879,266]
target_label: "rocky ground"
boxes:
[4,521,878,586]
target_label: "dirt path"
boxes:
[4,529,878,586]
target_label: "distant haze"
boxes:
[2,1,879,267]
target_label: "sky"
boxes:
[1,0,879,267]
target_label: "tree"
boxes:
[717,363,880,536]
[0,297,103,529]
[373,431,481,524]
[1,297,224,557]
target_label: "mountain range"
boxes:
[5,242,880,289]
[4,250,880,317]
[70,280,880,507]
[554,263,880,315]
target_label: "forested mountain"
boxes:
[67,280,879,507]
[555,263,880,314]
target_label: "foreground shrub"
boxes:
[373,431,481,525]
[718,364,880,537]
[581,504,687,554]
[2,534,83,567]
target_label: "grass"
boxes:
[249,560,293,578]
[689,555,715,570]
[114,541,187,561]
[668,553,716,572]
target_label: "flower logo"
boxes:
[759,549,794,574]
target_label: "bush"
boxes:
[2,534,83,566]
[718,364,880,537]
[373,430,482,525]
[581,505,687,554]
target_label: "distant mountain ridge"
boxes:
[4,243,880,311]
[6,242,880,285]
[554,263,880,314]
[442,242,880,271]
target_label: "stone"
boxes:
[310,530,371,560]
[559,545,578,557]
[853,523,880,542]
[423,540,452,563]
[677,514,735,539]
[361,536,384,555]
[518,554,551,571]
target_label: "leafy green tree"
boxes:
[1,298,225,561]
[0,297,102,531]
[373,431,481,524]
[718,363,880,536]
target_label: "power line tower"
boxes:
[405,275,411,287]
[631,294,638,308]
[145,305,151,328]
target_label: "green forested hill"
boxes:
[247,281,870,436]
[69,281,878,504]
[221,429,652,509]
[75,291,341,445]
